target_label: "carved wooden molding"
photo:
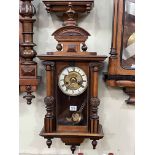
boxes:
[19,0,36,62]
[42,0,94,26]
[44,96,55,118]
[42,61,55,67]
[19,0,40,104]
[89,62,104,71]
[43,0,94,14]
[90,97,100,119]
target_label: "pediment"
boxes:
[52,26,90,37]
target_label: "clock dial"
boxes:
[58,67,88,96]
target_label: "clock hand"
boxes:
[77,80,83,85]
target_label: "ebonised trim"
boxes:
[104,73,135,81]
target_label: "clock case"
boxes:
[19,0,40,104]
[37,0,107,153]
[106,0,135,104]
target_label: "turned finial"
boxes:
[71,145,76,154]
[63,2,77,26]
[23,85,35,105]
[46,138,52,148]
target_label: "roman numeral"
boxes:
[67,69,70,73]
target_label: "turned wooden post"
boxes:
[43,61,56,134]
[90,63,100,133]
[43,61,55,148]
[19,0,37,71]
[109,0,118,59]
[19,0,40,104]
[92,66,98,97]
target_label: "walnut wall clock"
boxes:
[106,0,135,104]
[37,0,107,154]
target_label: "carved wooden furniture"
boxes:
[37,0,107,154]
[107,0,135,104]
[43,0,94,13]
[19,0,40,104]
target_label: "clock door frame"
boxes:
[55,61,90,133]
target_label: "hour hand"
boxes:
[77,80,83,86]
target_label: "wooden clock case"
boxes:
[106,0,135,104]
[37,0,107,153]
[19,0,40,104]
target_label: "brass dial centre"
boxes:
[64,71,82,90]
[70,77,77,83]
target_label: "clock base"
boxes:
[40,124,104,153]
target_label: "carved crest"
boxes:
[52,26,90,42]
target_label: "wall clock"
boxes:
[37,0,107,154]
[106,0,135,104]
